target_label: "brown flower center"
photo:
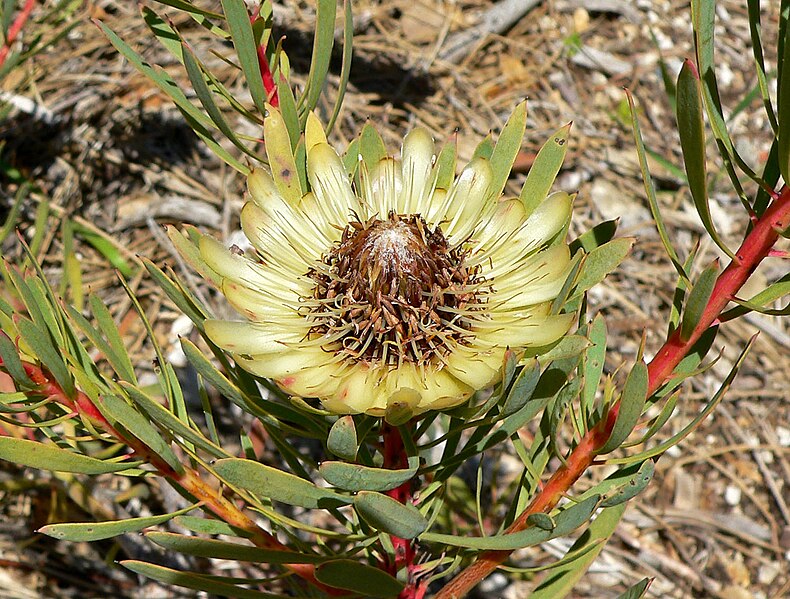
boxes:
[305,212,487,366]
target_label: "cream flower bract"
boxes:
[199,110,574,418]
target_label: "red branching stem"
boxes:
[0,357,347,596]
[381,421,421,599]
[0,0,36,70]
[436,186,790,598]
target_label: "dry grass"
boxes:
[1,1,788,597]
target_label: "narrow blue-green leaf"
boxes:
[502,359,541,416]
[300,0,337,116]
[0,181,27,244]
[570,220,619,255]
[147,532,328,563]
[213,458,350,509]
[598,361,648,454]
[88,295,137,383]
[778,5,790,183]
[182,43,256,158]
[173,515,251,537]
[530,503,627,599]
[121,561,286,598]
[581,313,607,418]
[142,257,211,331]
[747,1,778,131]
[608,335,755,465]
[95,20,249,173]
[354,491,428,538]
[691,0,756,202]
[599,459,655,507]
[39,504,196,542]
[420,494,600,550]
[326,415,357,461]
[0,438,138,474]
[680,260,719,341]
[320,460,416,492]
[617,578,652,599]
[490,101,527,196]
[220,0,267,116]
[16,318,74,398]
[0,332,34,389]
[180,338,246,407]
[325,0,354,133]
[625,90,688,283]
[275,73,300,150]
[153,0,224,19]
[668,245,698,336]
[315,560,405,598]
[341,137,360,175]
[676,60,733,258]
[519,123,571,216]
[626,391,679,447]
[526,513,555,531]
[101,394,183,474]
[569,238,634,300]
[121,382,229,459]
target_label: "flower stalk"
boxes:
[0,0,35,70]
[436,185,790,598]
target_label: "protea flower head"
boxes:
[191,106,574,418]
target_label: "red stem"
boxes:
[0,0,36,69]
[381,422,427,599]
[436,186,790,598]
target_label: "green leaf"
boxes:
[519,123,571,216]
[300,0,337,117]
[581,314,607,417]
[173,515,251,537]
[676,60,732,258]
[530,503,627,599]
[598,361,648,454]
[315,560,405,598]
[325,0,354,133]
[490,101,527,196]
[599,459,655,507]
[570,238,634,300]
[625,90,689,283]
[182,43,257,159]
[778,4,790,183]
[326,416,358,461]
[537,335,590,363]
[95,19,249,173]
[39,505,196,542]
[570,219,619,254]
[147,532,328,563]
[502,359,541,417]
[420,494,600,550]
[353,491,428,539]
[220,0,268,116]
[275,72,300,149]
[320,460,417,492]
[213,458,350,509]
[88,295,137,383]
[264,105,302,204]
[0,438,138,474]
[616,578,652,599]
[121,561,287,598]
[680,259,719,341]
[121,382,229,459]
[15,317,75,399]
[100,394,183,474]
[608,335,755,465]
[0,331,35,389]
